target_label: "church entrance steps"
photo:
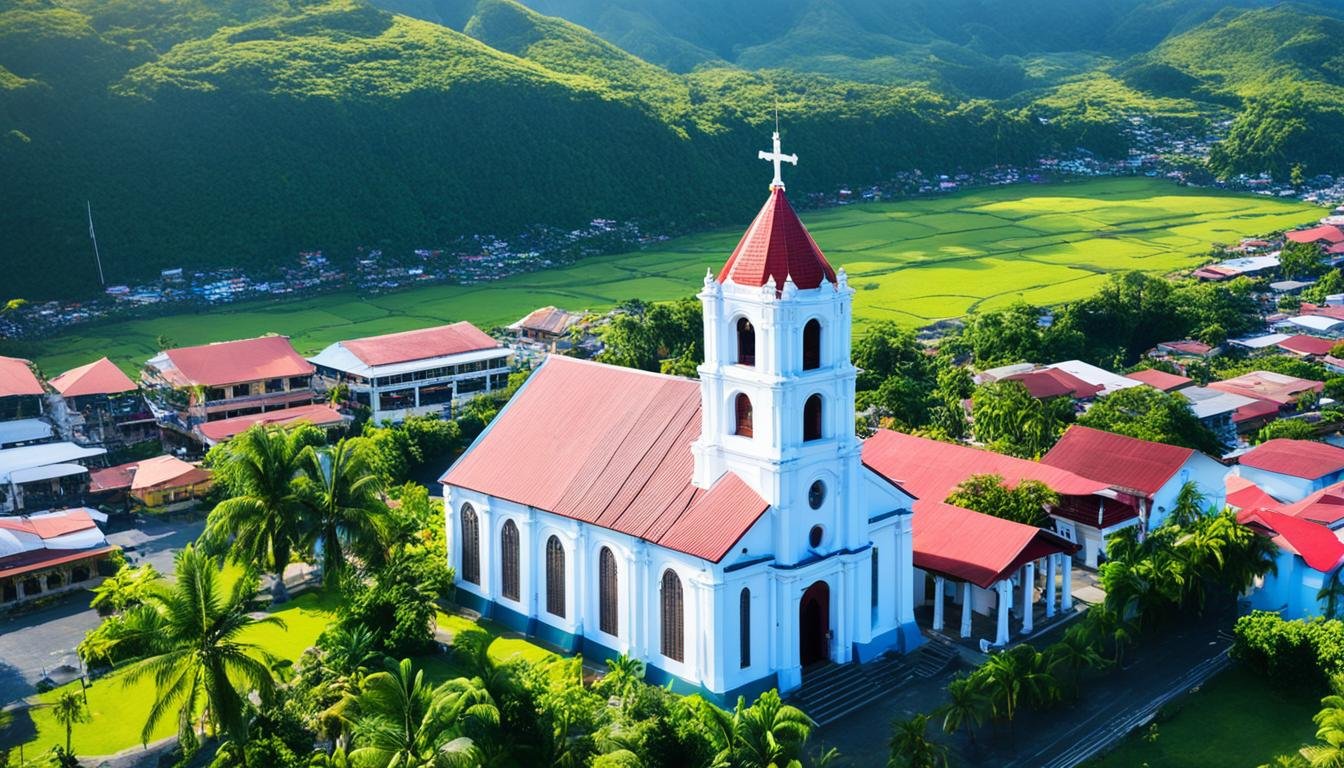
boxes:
[911,638,958,679]
[792,654,915,726]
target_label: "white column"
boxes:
[960,582,972,638]
[995,580,1011,646]
[1061,555,1074,611]
[1021,562,1034,635]
[1045,554,1058,618]
[932,575,945,631]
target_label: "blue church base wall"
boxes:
[852,620,923,663]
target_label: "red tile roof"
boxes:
[1284,482,1344,526]
[163,336,314,387]
[912,501,1076,588]
[1226,475,1279,511]
[1286,225,1344,244]
[441,356,770,562]
[0,508,98,538]
[1001,368,1103,399]
[1125,368,1192,392]
[0,356,43,398]
[341,322,500,367]
[1238,507,1344,572]
[1041,426,1196,498]
[1278,335,1336,357]
[1209,371,1323,407]
[1241,439,1344,480]
[197,403,345,443]
[718,187,836,292]
[48,357,136,397]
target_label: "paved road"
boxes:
[0,517,204,705]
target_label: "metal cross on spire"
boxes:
[758,122,797,190]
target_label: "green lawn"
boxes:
[428,610,556,682]
[1087,666,1321,768]
[6,177,1320,377]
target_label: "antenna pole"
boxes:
[87,201,105,286]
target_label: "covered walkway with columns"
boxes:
[912,502,1081,648]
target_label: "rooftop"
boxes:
[1000,368,1103,400]
[0,356,43,399]
[718,187,836,293]
[1278,335,1336,357]
[1286,225,1344,244]
[337,322,501,368]
[509,306,582,336]
[1041,425,1196,498]
[1238,507,1344,572]
[197,403,346,445]
[1209,370,1324,406]
[1045,360,1139,396]
[1125,368,1192,392]
[48,357,136,397]
[1240,439,1344,480]
[150,336,314,388]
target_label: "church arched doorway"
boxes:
[799,580,830,669]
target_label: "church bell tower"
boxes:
[691,129,863,566]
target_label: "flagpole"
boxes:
[87,201,105,286]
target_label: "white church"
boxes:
[441,133,923,700]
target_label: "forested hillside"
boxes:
[4,0,1344,299]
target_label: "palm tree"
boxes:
[202,425,312,602]
[89,563,159,615]
[1046,626,1107,699]
[1304,685,1344,768]
[977,645,1057,727]
[1169,481,1209,528]
[298,438,388,586]
[732,690,813,768]
[888,713,948,768]
[937,674,989,743]
[51,689,89,757]
[348,658,498,768]
[120,545,284,750]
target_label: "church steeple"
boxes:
[717,187,837,293]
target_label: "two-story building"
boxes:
[142,336,317,449]
[1237,439,1344,503]
[309,322,510,424]
[0,356,54,449]
[47,357,156,451]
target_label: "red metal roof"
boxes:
[163,336,314,387]
[340,322,500,367]
[1125,368,1192,392]
[1226,475,1279,511]
[1286,225,1344,244]
[1001,368,1103,399]
[513,306,581,336]
[1241,439,1344,480]
[718,187,836,292]
[0,356,43,398]
[441,356,769,562]
[197,403,345,443]
[48,357,136,397]
[1238,507,1344,572]
[1209,371,1323,407]
[1278,335,1336,357]
[1041,426,1196,498]
[88,463,135,493]
[0,508,97,539]
[1302,304,1344,321]
[912,501,1076,588]
[0,545,115,581]
[1284,482,1344,526]
[1231,397,1282,425]
[1157,340,1215,356]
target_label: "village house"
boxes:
[1041,426,1228,535]
[508,306,582,349]
[46,357,155,450]
[1208,370,1325,420]
[141,336,317,449]
[88,454,213,510]
[0,507,115,609]
[195,402,348,447]
[1151,339,1218,361]
[309,322,511,424]
[1237,439,1344,503]
[1123,368,1192,392]
[1237,506,1344,620]
[0,442,107,514]
[0,355,54,449]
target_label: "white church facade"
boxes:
[441,134,922,701]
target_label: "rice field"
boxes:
[7,177,1320,376]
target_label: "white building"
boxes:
[0,442,107,514]
[309,323,511,424]
[1237,439,1344,503]
[441,142,923,701]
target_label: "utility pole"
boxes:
[87,201,105,286]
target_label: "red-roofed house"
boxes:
[1000,368,1104,401]
[441,154,928,700]
[1154,340,1217,359]
[1238,507,1344,619]
[1226,475,1278,512]
[0,356,45,426]
[196,403,348,446]
[89,455,212,508]
[0,507,115,608]
[47,357,154,450]
[1041,426,1228,532]
[1278,335,1337,358]
[310,322,511,423]
[1286,225,1344,246]
[509,306,582,348]
[1209,370,1324,408]
[1239,439,1344,502]
[142,336,317,447]
[1124,368,1193,392]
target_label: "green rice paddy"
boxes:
[8,177,1320,376]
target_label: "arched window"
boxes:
[804,394,823,441]
[736,317,756,366]
[500,519,520,601]
[460,504,480,585]
[599,547,618,637]
[803,319,822,370]
[739,588,751,668]
[661,569,684,662]
[734,393,754,438]
[545,536,566,618]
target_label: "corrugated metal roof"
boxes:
[161,336,314,387]
[1209,371,1323,406]
[1238,507,1344,572]
[49,357,136,397]
[0,356,43,398]
[1226,475,1279,511]
[441,356,769,562]
[718,188,836,292]
[912,501,1076,588]
[198,403,346,444]
[1125,368,1192,392]
[339,322,500,367]
[1283,481,1344,526]
[1241,439,1344,481]
[1041,425,1195,498]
